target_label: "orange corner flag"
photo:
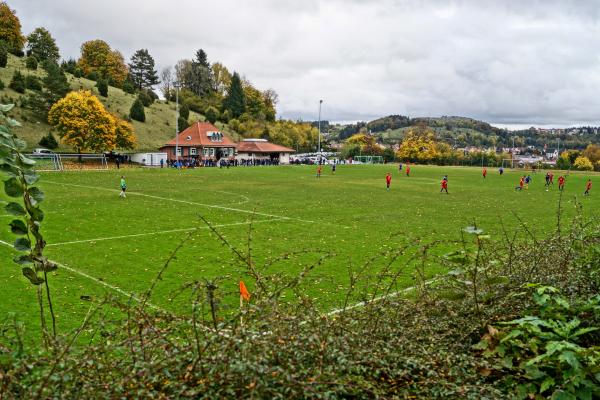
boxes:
[239,281,251,301]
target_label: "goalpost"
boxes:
[27,153,109,171]
[59,154,109,171]
[353,155,384,164]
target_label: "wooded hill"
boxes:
[0,54,235,152]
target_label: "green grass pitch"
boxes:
[0,164,597,333]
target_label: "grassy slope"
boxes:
[0,54,239,152]
[0,164,597,334]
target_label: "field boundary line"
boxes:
[44,181,319,224]
[326,277,440,317]
[0,239,166,313]
[47,218,286,247]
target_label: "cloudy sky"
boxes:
[11,0,600,127]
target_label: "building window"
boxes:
[209,148,215,156]
[203,148,209,156]
[190,148,197,155]
[175,147,182,156]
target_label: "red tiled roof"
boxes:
[236,141,295,153]
[160,122,236,148]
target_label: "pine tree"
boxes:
[205,106,219,124]
[26,27,60,63]
[25,55,37,69]
[9,70,25,93]
[177,117,188,133]
[188,49,213,97]
[0,42,7,68]
[179,103,189,120]
[97,79,108,97]
[39,132,58,149]
[129,98,145,122]
[128,49,159,89]
[223,72,245,118]
[42,61,70,104]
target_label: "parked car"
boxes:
[32,148,54,155]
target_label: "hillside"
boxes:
[331,114,600,150]
[0,54,239,152]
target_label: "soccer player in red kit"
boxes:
[440,175,448,193]
[482,167,487,179]
[386,173,392,190]
[558,175,565,191]
[406,165,411,177]
[584,179,592,196]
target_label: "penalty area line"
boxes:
[0,239,166,313]
[43,181,319,224]
[46,218,287,247]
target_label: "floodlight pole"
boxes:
[174,82,180,166]
[318,99,323,164]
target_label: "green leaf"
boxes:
[29,207,44,222]
[551,390,577,400]
[4,178,23,197]
[13,254,32,265]
[17,153,35,166]
[13,237,31,251]
[22,267,44,285]
[540,376,555,393]
[13,138,26,151]
[0,104,15,113]
[4,202,25,216]
[23,171,39,185]
[28,187,44,203]
[558,350,581,369]
[9,219,28,235]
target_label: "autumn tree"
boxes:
[48,90,117,155]
[396,124,440,163]
[583,143,600,168]
[574,156,593,171]
[223,72,245,118]
[26,27,60,63]
[78,40,128,87]
[0,2,25,52]
[211,62,231,96]
[114,116,136,150]
[129,49,159,89]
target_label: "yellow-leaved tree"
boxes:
[48,90,136,155]
[113,116,136,150]
[574,156,593,171]
[78,39,128,87]
[396,124,440,163]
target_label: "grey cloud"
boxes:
[11,0,600,125]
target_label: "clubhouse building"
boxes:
[160,122,295,164]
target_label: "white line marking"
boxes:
[44,181,317,224]
[0,238,166,312]
[47,218,286,247]
[326,278,440,317]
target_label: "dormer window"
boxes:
[186,135,192,141]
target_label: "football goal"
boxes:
[27,153,109,171]
[28,153,63,172]
[59,154,109,171]
[353,155,384,164]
